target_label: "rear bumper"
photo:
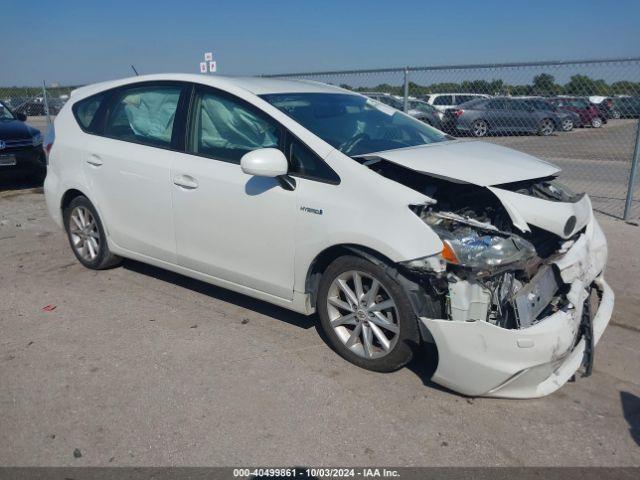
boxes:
[0,147,45,171]
[421,215,613,398]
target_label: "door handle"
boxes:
[173,174,199,190]
[86,154,103,167]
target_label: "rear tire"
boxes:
[611,109,621,119]
[63,196,122,270]
[591,117,603,128]
[317,255,421,373]
[538,118,554,136]
[471,119,488,137]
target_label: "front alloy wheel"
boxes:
[327,270,400,360]
[317,255,421,372]
[561,118,574,132]
[591,117,603,128]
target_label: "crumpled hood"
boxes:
[364,140,560,187]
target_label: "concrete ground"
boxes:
[0,186,639,467]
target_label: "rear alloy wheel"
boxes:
[64,196,122,270]
[591,117,603,128]
[538,118,554,136]
[471,119,488,137]
[611,109,621,119]
[561,118,574,132]
[317,256,420,372]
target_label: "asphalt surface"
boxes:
[0,187,639,467]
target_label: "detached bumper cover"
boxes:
[421,215,613,398]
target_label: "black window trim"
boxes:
[185,83,341,185]
[74,80,191,154]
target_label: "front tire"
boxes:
[317,255,420,372]
[591,116,603,128]
[63,196,122,270]
[561,118,574,132]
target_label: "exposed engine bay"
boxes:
[358,156,590,331]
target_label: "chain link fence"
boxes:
[0,84,75,133]
[264,58,640,221]
[2,59,639,219]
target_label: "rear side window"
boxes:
[433,95,453,106]
[188,87,282,164]
[486,99,507,110]
[73,93,106,132]
[104,85,182,148]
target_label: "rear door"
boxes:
[81,81,188,262]
[507,100,536,132]
[484,99,508,131]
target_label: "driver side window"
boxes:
[188,87,282,164]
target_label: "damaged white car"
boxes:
[44,75,613,398]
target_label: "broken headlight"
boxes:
[436,226,536,272]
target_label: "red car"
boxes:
[548,98,606,128]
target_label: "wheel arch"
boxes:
[61,188,89,213]
[304,243,442,343]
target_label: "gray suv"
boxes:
[442,97,561,137]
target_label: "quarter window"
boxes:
[104,85,182,148]
[73,92,107,132]
[188,88,281,164]
[287,136,339,184]
[433,95,453,106]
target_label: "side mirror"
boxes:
[241,148,288,178]
[16,112,27,121]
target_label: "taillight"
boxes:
[454,109,464,117]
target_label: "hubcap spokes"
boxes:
[327,270,399,359]
[69,206,100,262]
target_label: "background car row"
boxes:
[362,91,640,137]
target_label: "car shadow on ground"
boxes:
[124,258,449,393]
[620,391,640,446]
[122,259,317,330]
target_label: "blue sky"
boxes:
[1,0,639,86]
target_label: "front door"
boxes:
[171,85,296,299]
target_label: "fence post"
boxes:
[403,67,409,112]
[623,120,640,221]
[42,80,51,126]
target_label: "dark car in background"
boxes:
[442,97,560,137]
[0,100,47,182]
[549,97,606,128]
[363,92,442,129]
[13,99,64,117]
[612,96,640,118]
[522,98,581,131]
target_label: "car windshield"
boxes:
[0,102,15,120]
[261,93,449,156]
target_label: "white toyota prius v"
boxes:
[44,74,613,398]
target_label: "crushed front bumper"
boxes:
[421,215,613,398]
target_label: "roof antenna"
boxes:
[131,65,139,76]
